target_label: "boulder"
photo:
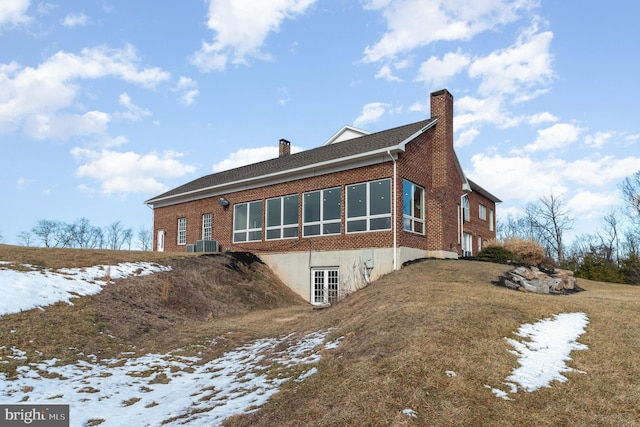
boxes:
[494,265,582,295]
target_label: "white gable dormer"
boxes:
[323,125,370,146]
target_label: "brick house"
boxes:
[145,89,500,305]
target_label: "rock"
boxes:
[493,265,582,295]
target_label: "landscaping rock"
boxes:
[493,265,582,295]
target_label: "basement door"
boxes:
[157,229,165,252]
[311,268,339,305]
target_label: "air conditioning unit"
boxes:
[186,244,196,253]
[196,240,219,252]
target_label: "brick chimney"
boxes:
[427,89,460,254]
[279,139,291,157]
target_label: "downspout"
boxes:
[387,151,397,271]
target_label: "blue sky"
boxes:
[1,0,639,248]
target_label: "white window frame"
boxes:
[303,187,341,237]
[346,179,392,233]
[462,232,473,257]
[479,204,487,221]
[202,213,212,240]
[402,180,425,234]
[311,268,339,305]
[266,194,299,240]
[489,209,494,232]
[462,195,470,222]
[177,217,187,245]
[233,201,263,243]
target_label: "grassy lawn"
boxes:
[1,245,639,426]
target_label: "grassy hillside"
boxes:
[1,245,639,426]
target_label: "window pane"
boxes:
[403,180,412,216]
[283,226,298,238]
[304,224,320,236]
[248,230,261,241]
[323,188,341,220]
[370,179,391,215]
[283,195,298,225]
[267,229,281,240]
[324,222,340,235]
[248,201,262,229]
[370,217,391,230]
[234,204,247,231]
[304,192,320,222]
[266,198,281,227]
[347,184,366,218]
[413,187,423,219]
[234,232,246,242]
[347,219,367,233]
[414,221,423,234]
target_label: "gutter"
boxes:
[387,150,398,271]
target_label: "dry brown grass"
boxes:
[2,245,640,426]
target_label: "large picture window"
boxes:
[177,217,187,245]
[303,187,341,236]
[346,179,391,233]
[233,201,262,243]
[266,195,299,240]
[402,180,424,234]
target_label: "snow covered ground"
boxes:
[487,312,590,400]
[0,261,590,425]
[0,261,172,316]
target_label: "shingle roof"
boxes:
[146,118,435,205]
[468,179,502,203]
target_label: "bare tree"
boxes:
[17,231,33,247]
[32,219,63,247]
[597,211,623,264]
[105,221,132,250]
[67,218,103,249]
[0,231,3,243]
[524,193,574,263]
[137,227,152,251]
[622,170,640,219]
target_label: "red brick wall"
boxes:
[463,190,497,254]
[154,162,397,254]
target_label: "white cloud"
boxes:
[584,131,613,149]
[523,123,584,152]
[0,45,170,139]
[353,102,390,128]
[212,145,303,172]
[0,0,31,27]
[16,177,32,190]
[24,110,110,140]
[468,23,554,99]
[71,148,196,195]
[375,64,401,82]
[469,152,640,208]
[172,76,199,106]
[61,12,89,27]
[455,127,479,147]
[416,51,470,88]
[566,190,621,217]
[116,93,151,121]
[362,0,537,63]
[469,152,568,204]
[455,94,522,131]
[528,112,558,125]
[191,0,317,72]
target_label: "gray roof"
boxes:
[146,118,435,205]
[468,179,502,203]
